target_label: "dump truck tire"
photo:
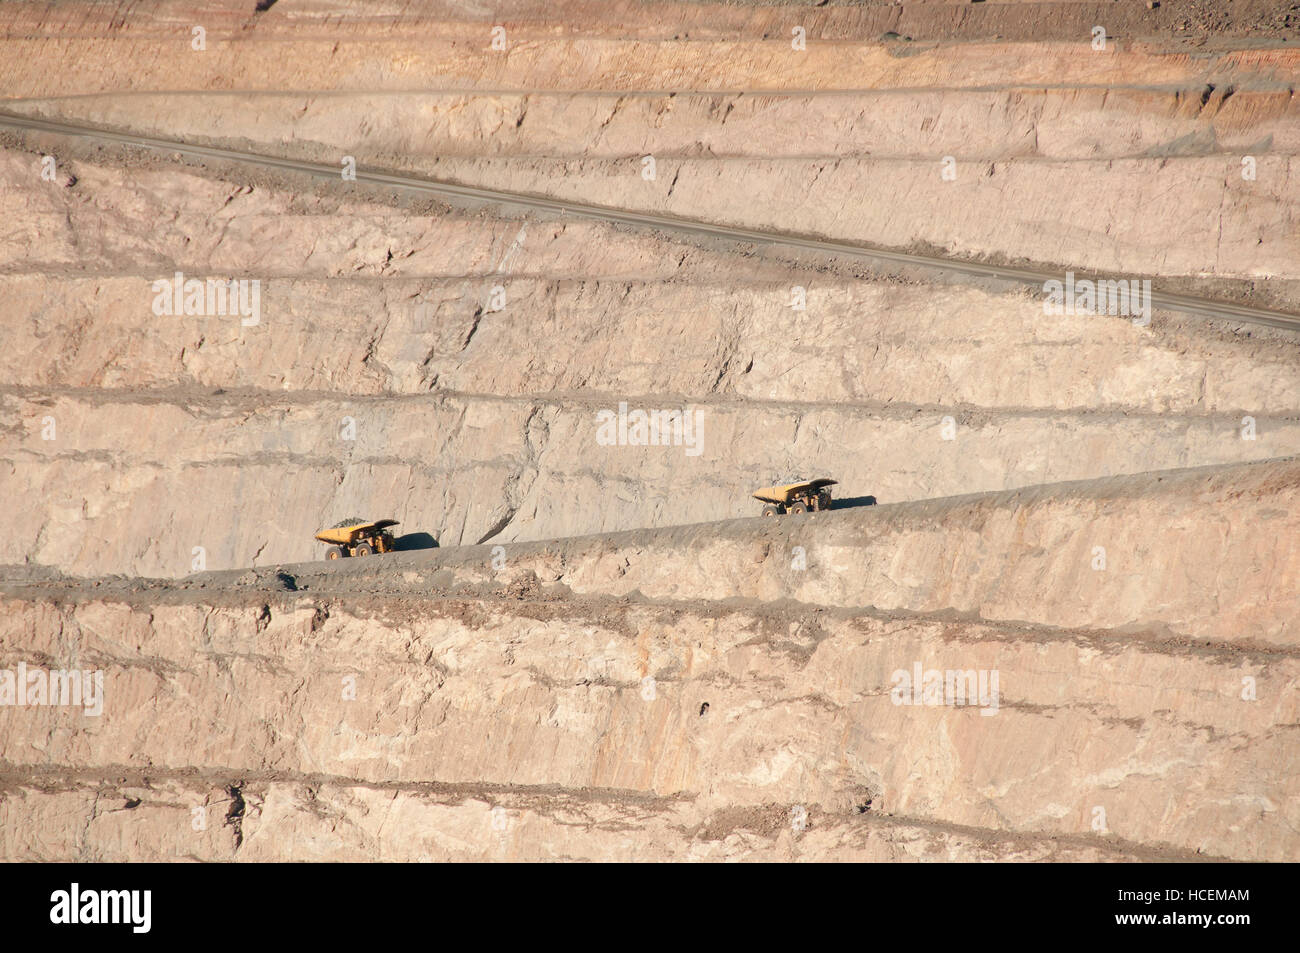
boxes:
[761,504,782,517]
[789,501,809,514]
[325,546,346,560]
[353,542,375,556]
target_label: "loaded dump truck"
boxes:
[314,518,399,559]
[752,479,836,516]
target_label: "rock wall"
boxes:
[2,459,1296,861]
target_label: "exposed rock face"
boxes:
[3,460,1297,861]
[4,147,1298,575]
[1,1,1297,862]
[10,387,1300,577]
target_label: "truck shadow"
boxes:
[832,495,878,509]
[393,531,439,551]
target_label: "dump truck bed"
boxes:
[313,519,399,545]
[751,479,837,505]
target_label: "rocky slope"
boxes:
[3,144,1298,575]
[4,459,1297,861]
[1,1,1296,862]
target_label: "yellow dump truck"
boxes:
[752,479,836,516]
[314,518,399,559]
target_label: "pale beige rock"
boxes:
[2,460,1296,861]
[3,0,1297,864]
[6,390,1297,576]
[6,273,1298,414]
[0,778,1163,863]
